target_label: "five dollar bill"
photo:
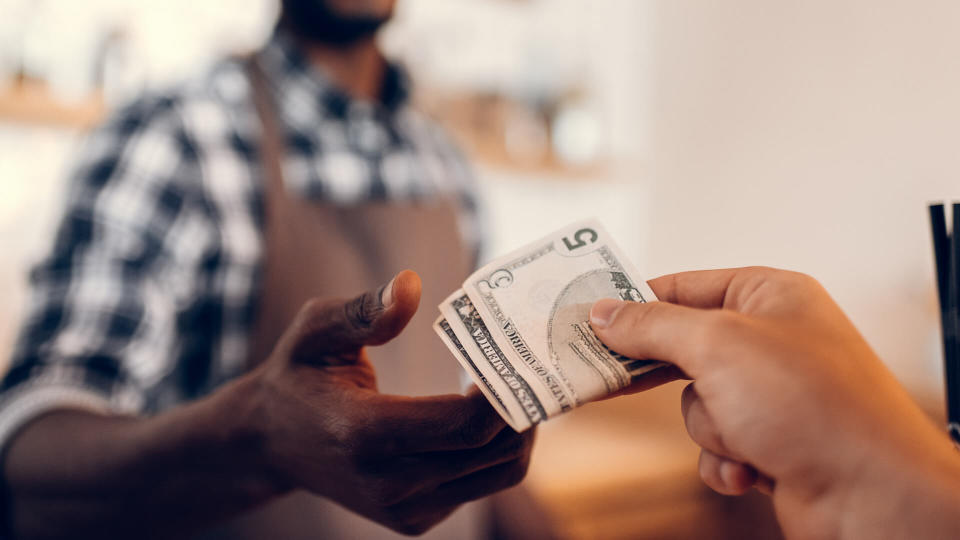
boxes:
[433,219,663,432]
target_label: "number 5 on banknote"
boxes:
[434,219,665,432]
[560,227,598,252]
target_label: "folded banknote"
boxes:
[433,219,664,432]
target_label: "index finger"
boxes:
[362,390,508,455]
[649,266,777,310]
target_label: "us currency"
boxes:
[433,219,664,432]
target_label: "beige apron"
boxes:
[198,59,481,539]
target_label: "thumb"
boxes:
[589,298,722,379]
[283,270,422,361]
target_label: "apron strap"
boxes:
[245,55,395,274]
[246,56,286,196]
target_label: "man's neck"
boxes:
[302,37,385,102]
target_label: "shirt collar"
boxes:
[257,28,411,122]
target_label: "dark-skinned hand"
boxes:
[241,270,535,535]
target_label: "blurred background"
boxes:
[2,0,960,538]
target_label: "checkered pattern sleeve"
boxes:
[0,95,214,447]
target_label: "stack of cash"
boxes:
[433,220,664,432]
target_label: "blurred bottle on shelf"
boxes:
[552,95,603,167]
[94,27,147,107]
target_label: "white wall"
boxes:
[479,165,652,271]
[646,0,960,395]
[0,126,76,361]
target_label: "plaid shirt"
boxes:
[0,30,480,447]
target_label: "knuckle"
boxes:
[607,302,660,347]
[740,266,786,294]
[747,266,819,291]
[699,466,718,491]
[620,301,660,329]
[773,270,818,294]
[456,402,501,448]
[742,265,781,282]
[792,273,828,300]
[382,507,433,536]
[685,406,724,453]
[300,297,329,325]
[698,451,722,489]
[786,270,818,287]
[381,510,410,535]
[295,297,344,341]
[396,520,431,537]
[299,298,320,319]
[344,290,382,329]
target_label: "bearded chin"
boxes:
[281,0,389,46]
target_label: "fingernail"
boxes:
[590,298,625,329]
[381,275,398,309]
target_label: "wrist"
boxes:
[184,372,292,499]
[835,425,960,539]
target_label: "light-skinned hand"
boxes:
[590,267,960,539]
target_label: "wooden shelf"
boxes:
[417,90,610,179]
[0,79,105,129]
